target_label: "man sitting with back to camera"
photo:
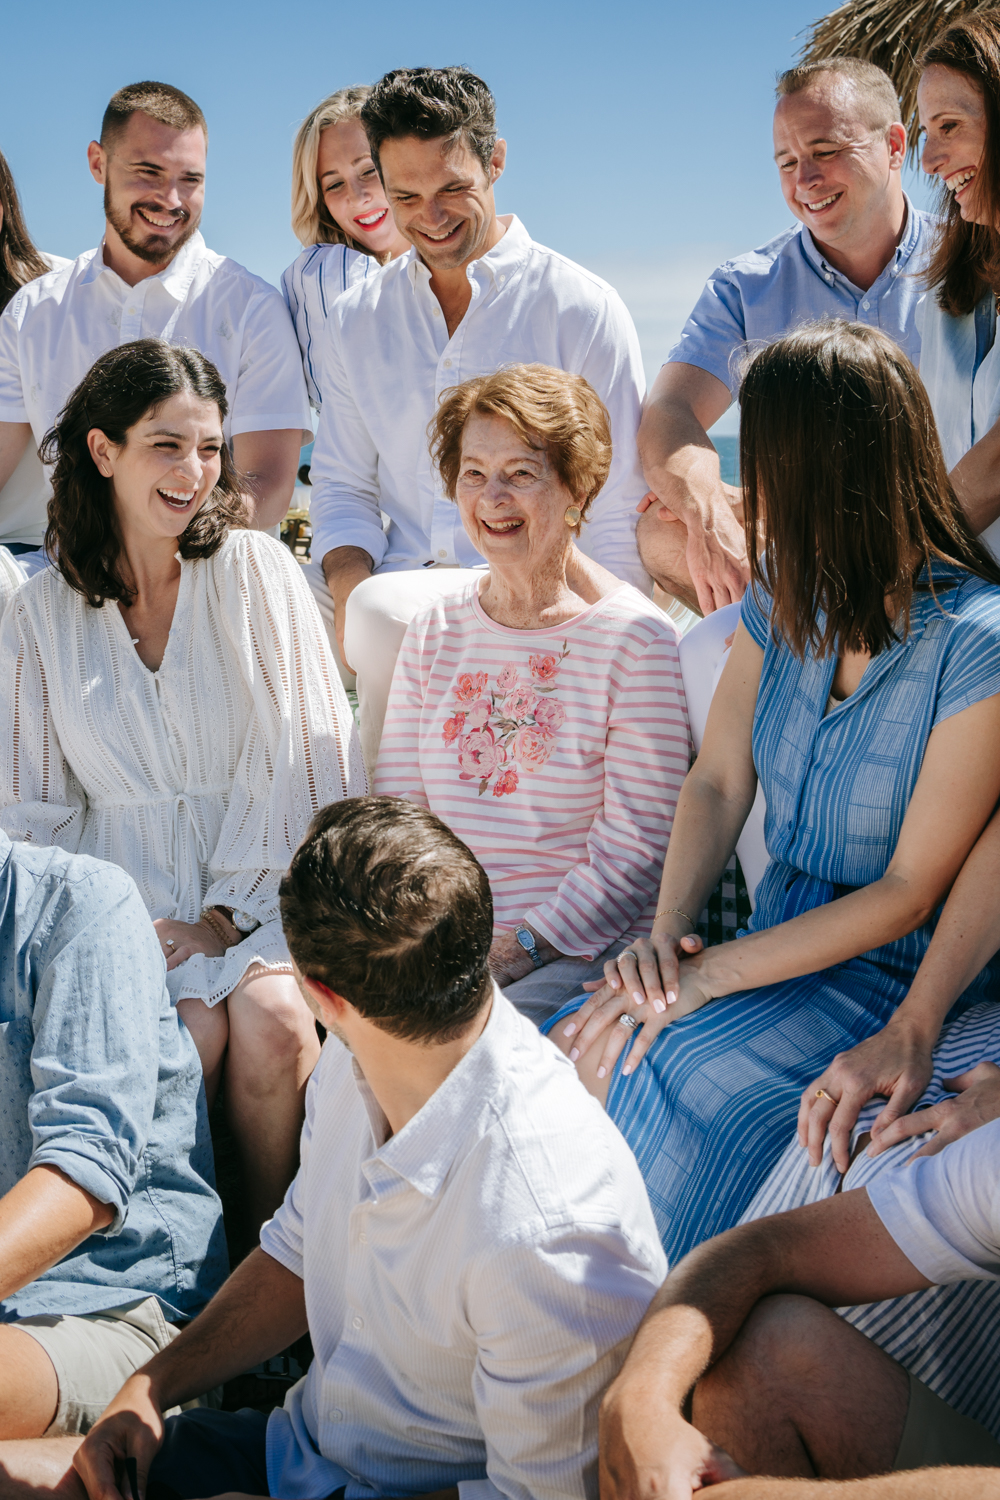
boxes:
[15,796,669,1500]
[0,831,225,1443]
[637,56,935,616]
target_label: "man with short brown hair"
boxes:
[636,58,934,616]
[0,80,310,557]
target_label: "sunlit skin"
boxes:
[379,133,507,305]
[317,118,409,260]
[86,113,206,285]
[773,76,907,286]
[919,63,990,225]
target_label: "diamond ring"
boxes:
[618,1013,641,1032]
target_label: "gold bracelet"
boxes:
[654,906,694,927]
[200,907,237,949]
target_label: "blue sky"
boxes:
[3,0,936,434]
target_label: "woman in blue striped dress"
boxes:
[547,319,1000,1263]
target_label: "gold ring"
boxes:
[815,1088,837,1104]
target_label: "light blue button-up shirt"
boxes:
[668,199,935,397]
[0,832,227,1322]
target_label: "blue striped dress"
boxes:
[546,564,1000,1263]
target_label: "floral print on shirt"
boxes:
[442,645,570,796]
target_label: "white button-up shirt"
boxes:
[308,215,650,589]
[261,987,666,1500]
[0,231,311,536]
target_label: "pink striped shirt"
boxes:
[375,582,691,958]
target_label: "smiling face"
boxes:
[918,64,990,224]
[88,389,224,545]
[454,412,579,574]
[317,118,407,258]
[89,111,205,268]
[379,133,505,271]
[773,77,905,250]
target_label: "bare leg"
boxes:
[0,1329,59,1440]
[637,497,746,614]
[693,1294,909,1479]
[224,969,321,1235]
[176,997,229,1109]
[0,1437,85,1500]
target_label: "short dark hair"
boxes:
[279,797,494,1044]
[42,338,248,609]
[361,67,496,178]
[101,81,208,149]
[739,318,1000,660]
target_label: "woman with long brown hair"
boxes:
[543,319,1000,1266]
[0,146,69,563]
[0,337,366,1238]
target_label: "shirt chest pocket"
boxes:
[0,1017,36,1197]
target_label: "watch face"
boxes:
[516,928,533,952]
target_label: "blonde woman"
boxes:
[282,87,409,409]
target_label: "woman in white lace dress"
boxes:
[0,338,366,1232]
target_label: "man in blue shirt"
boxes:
[637,57,935,616]
[0,832,225,1438]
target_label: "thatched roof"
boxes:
[799,0,996,157]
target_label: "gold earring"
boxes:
[564,505,582,528]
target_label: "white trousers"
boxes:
[304,560,482,776]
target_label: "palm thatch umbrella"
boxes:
[799,0,996,157]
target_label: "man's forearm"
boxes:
[710,1472,1000,1499]
[951,418,1000,537]
[141,1248,307,1409]
[0,420,32,495]
[0,1164,114,1302]
[321,544,374,594]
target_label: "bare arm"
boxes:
[708,1473,1000,1499]
[0,420,31,493]
[321,543,374,670]
[0,1164,113,1302]
[950,418,1000,537]
[599,1191,930,1500]
[637,363,748,613]
[73,1247,307,1500]
[804,802,1000,1170]
[232,429,303,530]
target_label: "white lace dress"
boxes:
[0,545,26,612]
[0,530,366,1006]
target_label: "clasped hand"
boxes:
[560,931,713,1080]
[153,917,228,972]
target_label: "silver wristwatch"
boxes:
[514,924,544,970]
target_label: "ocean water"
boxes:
[712,433,739,486]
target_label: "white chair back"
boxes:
[677,603,768,909]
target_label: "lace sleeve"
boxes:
[0,594,85,849]
[203,533,366,923]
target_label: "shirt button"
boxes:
[437,549,448,559]
[358,1230,367,1244]
[352,1315,364,1330]
[825,274,833,283]
[498,274,506,284]
[432,306,441,317]
[443,358,452,368]
[331,1409,344,1423]
[862,299,871,310]
[127,307,136,315]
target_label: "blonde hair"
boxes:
[430,364,613,529]
[290,85,374,248]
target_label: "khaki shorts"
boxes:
[894,1371,1000,1470]
[14,1296,193,1436]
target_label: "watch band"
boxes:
[514,924,544,970]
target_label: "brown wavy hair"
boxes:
[42,339,248,608]
[0,148,49,312]
[430,363,612,533]
[920,11,1000,315]
[740,319,1000,659]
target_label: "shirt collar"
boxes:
[355,983,516,1199]
[79,230,207,304]
[406,213,531,293]
[799,194,920,287]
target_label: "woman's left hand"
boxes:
[563,957,715,1081]
[866,1061,1000,1160]
[153,917,227,972]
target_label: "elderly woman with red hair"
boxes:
[374,363,691,1021]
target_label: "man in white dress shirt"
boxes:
[54,797,664,1500]
[307,66,650,769]
[0,81,310,566]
